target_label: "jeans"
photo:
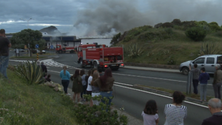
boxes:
[62,80,69,94]
[199,84,207,101]
[0,56,9,78]
[193,79,199,94]
[81,85,87,98]
[213,84,221,99]
[100,91,113,106]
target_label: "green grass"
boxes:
[137,84,214,102]
[116,27,222,65]
[0,70,77,125]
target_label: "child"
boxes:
[45,74,51,82]
[199,67,210,102]
[142,100,159,125]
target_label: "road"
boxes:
[9,53,214,124]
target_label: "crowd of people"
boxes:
[142,91,222,125]
[190,64,222,102]
[59,67,114,107]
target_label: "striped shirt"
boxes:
[164,104,187,125]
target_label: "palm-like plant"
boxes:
[14,61,44,84]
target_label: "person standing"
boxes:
[164,91,187,125]
[201,98,222,125]
[99,68,115,107]
[71,70,82,103]
[0,29,11,78]
[60,66,71,95]
[199,68,210,102]
[80,70,87,100]
[91,71,101,105]
[41,62,47,77]
[141,100,159,125]
[86,69,93,106]
[189,64,200,94]
[212,64,222,99]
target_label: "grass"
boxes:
[0,70,77,125]
[116,27,222,65]
[137,84,214,102]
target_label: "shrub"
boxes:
[185,27,207,41]
[111,33,121,45]
[124,43,144,58]
[199,42,222,55]
[167,56,176,65]
[14,61,44,84]
[208,22,222,31]
[73,95,128,125]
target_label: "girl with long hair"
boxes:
[71,70,82,102]
[91,70,101,105]
[99,68,114,107]
[142,100,159,125]
[80,70,87,100]
[59,66,70,95]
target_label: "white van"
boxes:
[179,54,222,75]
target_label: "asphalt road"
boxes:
[8,53,214,124]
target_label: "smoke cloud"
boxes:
[69,0,222,36]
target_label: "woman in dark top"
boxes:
[71,70,82,103]
[99,68,114,107]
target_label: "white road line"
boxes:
[114,84,208,109]
[113,72,186,83]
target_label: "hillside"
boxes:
[112,19,222,65]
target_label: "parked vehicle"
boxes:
[77,43,124,70]
[56,44,76,53]
[179,54,222,75]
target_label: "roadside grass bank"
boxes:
[0,70,77,125]
[135,84,215,104]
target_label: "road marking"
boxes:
[114,84,208,109]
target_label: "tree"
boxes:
[185,27,207,41]
[10,29,45,56]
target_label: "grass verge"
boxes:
[0,70,77,125]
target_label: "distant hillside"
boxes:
[112,19,222,65]
[39,26,61,35]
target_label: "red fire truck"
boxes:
[77,43,124,70]
[56,44,76,53]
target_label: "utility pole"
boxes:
[20,18,32,29]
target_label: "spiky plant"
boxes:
[14,61,44,84]
[125,43,144,58]
[199,42,222,55]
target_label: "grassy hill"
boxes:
[112,20,222,65]
[0,70,77,125]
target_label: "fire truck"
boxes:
[56,44,76,53]
[77,43,124,70]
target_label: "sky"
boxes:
[0,0,221,36]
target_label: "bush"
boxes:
[14,61,44,84]
[185,27,207,41]
[111,33,121,45]
[73,95,128,125]
[124,43,144,58]
[208,22,221,31]
[199,42,222,55]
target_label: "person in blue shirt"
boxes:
[60,66,71,95]
[199,67,210,103]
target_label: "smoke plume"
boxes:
[70,0,222,36]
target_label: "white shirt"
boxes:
[141,111,158,125]
[86,76,92,91]
[164,104,187,125]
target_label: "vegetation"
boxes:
[112,19,222,65]
[0,70,77,125]
[10,29,46,56]
[73,95,127,125]
[1,63,128,125]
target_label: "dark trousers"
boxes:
[193,79,199,94]
[213,84,221,99]
[81,85,87,98]
[62,80,69,94]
